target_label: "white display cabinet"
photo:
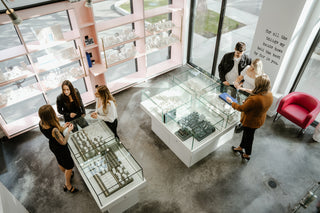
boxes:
[87,0,185,91]
[0,3,94,139]
[140,68,246,167]
[0,0,186,138]
[68,118,146,213]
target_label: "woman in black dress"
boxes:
[39,104,78,193]
[56,80,88,132]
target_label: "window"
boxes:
[214,0,263,78]
[0,76,44,124]
[188,0,263,77]
[18,11,71,44]
[93,0,132,22]
[293,33,320,122]
[0,24,21,51]
[104,59,137,83]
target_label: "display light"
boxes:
[1,0,22,25]
[85,0,92,8]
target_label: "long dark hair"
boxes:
[61,80,80,108]
[97,85,116,113]
[39,105,63,132]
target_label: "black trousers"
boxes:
[239,126,257,155]
[104,119,119,139]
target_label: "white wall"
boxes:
[0,181,29,213]
[250,0,320,96]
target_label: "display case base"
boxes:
[141,102,235,167]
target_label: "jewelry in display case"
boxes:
[175,112,215,142]
[145,32,179,50]
[0,62,33,83]
[69,120,140,198]
[145,20,175,34]
[81,147,133,197]
[102,29,137,47]
[102,43,137,65]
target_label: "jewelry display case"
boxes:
[165,99,224,150]
[141,68,245,167]
[173,69,219,97]
[68,118,146,213]
[199,84,248,127]
[141,80,192,123]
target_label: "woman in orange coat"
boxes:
[227,75,273,161]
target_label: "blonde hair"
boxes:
[252,74,270,95]
[38,105,63,132]
[97,85,116,113]
[252,58,264,76]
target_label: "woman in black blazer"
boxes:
[56,80,88,132]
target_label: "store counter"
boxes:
[67,117,146,213]
[140,69,247,167]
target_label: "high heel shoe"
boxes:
[231,146,243,154]
[63,185,79,193]
[241,153,250,161]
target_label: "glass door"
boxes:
[188,0,263,78]
[292,29,320,122]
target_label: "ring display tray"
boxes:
[68,119,146,212]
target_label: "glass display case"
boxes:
[173,69,219,97]
[140,68,242,166]
[199,84,248,127]
[165,99,224,150]
[141,80,192,123]
[68,118,144,209]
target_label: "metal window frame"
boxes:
[186,0,227,78]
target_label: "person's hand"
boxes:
[91,112,98,119]
[223,81,230,86]
[226,97,233,104]
[70,113,77,118]
[63,122,71,128]
[67,123,74,132]
[81,114,85,117]
[234,81,241,89]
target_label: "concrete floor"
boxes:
[1,67,320,213]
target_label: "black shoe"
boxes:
[64,185,79,193]
[241,153,250,161]
[234,124,244,133]
[231,146,243,154]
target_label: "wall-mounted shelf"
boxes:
[26,31,80,53]
[0,72,35,87]
[84,44,99,51]
[41,73,86,91]
[102,37,142,51]
[80,22,95,29]
[0,0,185,139]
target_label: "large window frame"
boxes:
[187,0,262,78]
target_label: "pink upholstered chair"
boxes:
[273,92,320,134]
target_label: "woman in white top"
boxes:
[90,85,119,140]
[234,58,264,94]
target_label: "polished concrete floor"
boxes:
[1,67,320,213]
